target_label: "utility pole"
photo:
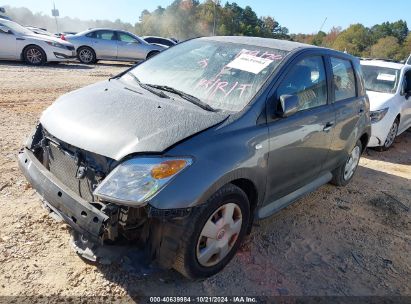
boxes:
[212,0,220,36]
[319,17,327,33]
[51,2,60,33]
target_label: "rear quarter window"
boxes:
[331,57,356,102]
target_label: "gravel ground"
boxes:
[0,61,410,300]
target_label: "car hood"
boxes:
[40,80,229,161]
[366,90,395,111]
[23,33,73,46]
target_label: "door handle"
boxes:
[323,122,334,132]
[358,108,365,114]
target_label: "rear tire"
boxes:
[377,118,399,152]
[77,46,97,64]
[331,140,362,186]
[173,184,250,279]
[23,45,46,66]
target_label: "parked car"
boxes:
[0,7,12,20]
[26,26,54,37]
[64,28,164,64]
[0,19,76,65]
[142,36,177,48]
[19,36,370,279]
[361,59,411,150]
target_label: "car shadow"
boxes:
[0,60,93,70]
[95,61,137,68]
[364,129,411,166]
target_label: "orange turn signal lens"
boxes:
[150,160,187,179]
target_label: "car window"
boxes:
[277,56,328,111]
[95,30,116,41]
[85,31,95,38]
[118,32,138,43]
[331,57,356,101]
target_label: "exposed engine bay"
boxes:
[24,123,191,267]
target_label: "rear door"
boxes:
[325,56,364,170]
[265,53,335,205]
[0,24,17,59]
[116,32,146,61]
[91,30,117,59]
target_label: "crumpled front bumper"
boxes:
[18,148,109,244]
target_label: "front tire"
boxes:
[331,140,362,186]
[23,45,46,65]
[77,46,97,64]
[173,184,250,279]
[378,118,399,151]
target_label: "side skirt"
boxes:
[256,172,332,220]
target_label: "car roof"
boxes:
[360,59,404,70]
[87,28,131,33]
[200,36,318,52]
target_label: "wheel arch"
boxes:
[230,178,258,233]
[359,132,369,153]
[21,44,47,62]
[395,113,401,123]
[77,45,97,58]
[146,50,160,60]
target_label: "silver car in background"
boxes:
[0,19,76,65]
[64,28,164,64]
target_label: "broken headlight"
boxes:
[93,157,192,206]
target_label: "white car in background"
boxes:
[0,19,76,65]
[361,59,411,150]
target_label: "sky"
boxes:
[3,0,411,34]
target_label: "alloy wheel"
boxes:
[196,202,242,267]
[384,121,398,148]
[79,49,93,63]
[343,145,361,181]
[26,48,43,64]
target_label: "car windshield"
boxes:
[361,65,401,94]
[124,39,289,112]
[2,20,33,35]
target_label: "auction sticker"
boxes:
[377,73,396,82]
[227,53,273,74]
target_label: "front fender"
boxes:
[147,123,269,210]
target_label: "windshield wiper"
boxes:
[145,84,218,112]
[124,73,169,99]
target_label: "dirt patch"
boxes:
[0,61,410,299]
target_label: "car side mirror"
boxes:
[276,94,299,118]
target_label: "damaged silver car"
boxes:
[19,36,371,279]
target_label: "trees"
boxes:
[133,1,289,40]
[370,36,402,60]
[371,20,408,44]
[332,24,372,56]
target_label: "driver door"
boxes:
[265,54,335,205]
[0,25,17,59]
[116,32,146,61]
